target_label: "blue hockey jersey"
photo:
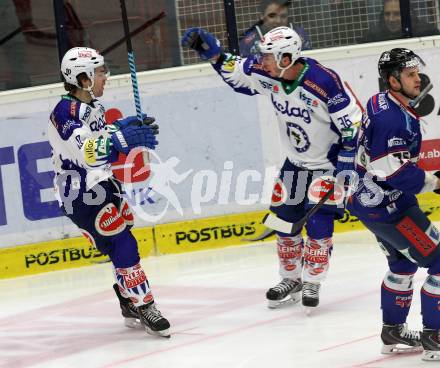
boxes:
[348,91,437,222]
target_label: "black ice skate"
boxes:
[138,302,171,338]
[302,282,320,308]
[112,284,140,328]
[266,278,302,309]
[381,323,422,354]
[421,328,440,361]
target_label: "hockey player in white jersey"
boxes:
[182,27,362,309]
[48,47,170,337]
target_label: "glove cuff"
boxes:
[114,130,128,149]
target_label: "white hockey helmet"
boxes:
[258,26,302,76]
[61,47,105,88]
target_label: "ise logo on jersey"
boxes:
[259,80,279,93]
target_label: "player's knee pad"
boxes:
[305,213,334,239]
[303,237,332,281]
[107,229,140,268]
[115,263,154,307]
[277,234,303,278]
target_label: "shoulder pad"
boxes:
[369,93,390,115]
[79,104,93,123]
[51,101,83,140]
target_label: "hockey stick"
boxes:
[101,12,165,56]
[243,183,335,242]
[344,81,365,113]
[119,0,143,122]
[410,82,433,108]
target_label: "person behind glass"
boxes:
[182,26,361,311]
[359,0,440,43]
[348,48,440,361]
[239,0,311,57]
[47,47,170,338]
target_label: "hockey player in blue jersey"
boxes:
[48,47,170,337]
[181,26,362,310]
[348,48,440,360]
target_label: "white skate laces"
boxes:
[266,278,302,309]
[302,282,320,308]
[138,303,171,338]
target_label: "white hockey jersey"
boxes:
[48,95,117,197]
[212,54,362,170]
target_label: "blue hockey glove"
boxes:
[111,125,158,155]
[181,27,222,61]
[336,149,356,193]
[114,114,159,134]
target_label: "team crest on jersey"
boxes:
[286,122,310,152]
[271,179,288,206]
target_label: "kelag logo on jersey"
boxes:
[272,95,311,123]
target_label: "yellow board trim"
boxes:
[0,227,154,279]
[154,211,269,255]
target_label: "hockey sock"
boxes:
[303,237,332,282]
[277,234,303,280]
[421,274,440,329]
[381,270,414,324]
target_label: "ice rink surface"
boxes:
[0,230,432,368]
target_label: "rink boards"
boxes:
[1,192,439,279]
[2,37,440,279]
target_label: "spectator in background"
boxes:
[239,0,311,57]
[359,0,440,43]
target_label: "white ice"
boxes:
[0,230,430,368]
